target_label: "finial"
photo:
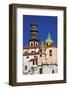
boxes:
[45,32,53,44]
[48,33,51,38]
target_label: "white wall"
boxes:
[46,47,57,64]
[0,0,68,90]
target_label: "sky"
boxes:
[23,15,57,47]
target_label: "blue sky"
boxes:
[23,15,57,47]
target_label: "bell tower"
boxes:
[29,24,39,47]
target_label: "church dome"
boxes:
[45,33,53,44]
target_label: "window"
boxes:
[26,56,29,58]
[52,70,54,73]
[49,50,52,56]
[39,68,42,74]
[31,51,34,53]
[25,65,27,70]
[25,51,26,53]
[34,56,36,58]
[31,43,33,46]
[40,54,42,57]
[33,61,34,65]
[36,43,38,46]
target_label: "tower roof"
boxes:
[45,33,53,44]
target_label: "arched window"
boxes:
[31,43,33,46]
[49,50,52,56]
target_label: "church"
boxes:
[23,24,58,75]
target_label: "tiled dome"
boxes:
[45,33,53,44]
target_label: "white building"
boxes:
[23,24,57,75]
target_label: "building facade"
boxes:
[23,24,57,75]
